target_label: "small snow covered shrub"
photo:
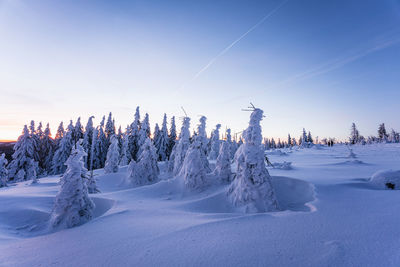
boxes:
[0,153,8,187]
[227,108,279,213]
[50,143,95,229]
[213,141,232,182]
[127,138,159,186]
[179,139,206,190]
[104,135,120,173]
[370,170,400,190]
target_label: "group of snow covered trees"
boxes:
[349,122,400,145]
[1,107,244,187]
[263,128,316,150]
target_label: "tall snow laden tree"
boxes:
[127,138,159,186]
[307,131,313,144]
[225,128,235,159]
[300,128,308,148]
[167,116,177,159]
[119,130,131,166]
[0,153,8,187]
[179,138,207,190]
[195,116,211,172]
[378,123,388,141]
[213,141,232,182]
[82,116,95,168]
[104,135,120,173]
[50,142,95,229]
[227,107,279,213]
[137,113,151,157]
[54,122,65,147]
[73,117,84,142]
[105,112,116,142]
[128,106,141,161]
[154,114,169,161]
[287,134,292,147]
[169,116,191,175]
[8,125,38,182]
[38,123,55,175]
[209,124,221,160]
[52,121,74,175]
[349,123,360,145]
[97,116,108,167]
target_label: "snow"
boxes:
[369,169,400,190]
[1,144,400,266]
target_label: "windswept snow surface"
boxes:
[1,144,400,266]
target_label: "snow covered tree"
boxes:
[167,116,177,159]
[29,120,40,164]
[39,123,55,174]
[54,122,65,147]
[378,123,388,141]
[194,116,211,172]
[119,130,130,166]
[0,153,8,187]
[104,135,120,173]
[307,131,313,144]
[213,141,232,182]
[50,143,95,229]
[227,107,279,213]
[105,112,116,141]
[52,121,74,175]
[389,129,400,143]
[169,117,191,175]
[209,124,221,160]
[349,123,360,145]
[73,117,84,142]
[179,138,207,190]
[287,134,292,147]
[300,128,308,148]
[128,107,141,161]
[82,116,95,168]
[127,138,159,186]
[8,125,38,182]
[154,114,169,161]
[97,116,108,167]
[225,128,235,159]
[137,113,151,156]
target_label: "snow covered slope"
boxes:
[1,144,400,266]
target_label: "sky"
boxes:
[1,0,400,141]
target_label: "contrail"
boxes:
[179,0,289,90]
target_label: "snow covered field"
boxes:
[1,144,400,267]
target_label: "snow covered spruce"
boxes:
[213,141,232,182]
[126,138,159,186]
[169,116,191,175]
[104,135,120,173]
[50,142,95,229]
[179,138,207,190]
[227,108,280,213]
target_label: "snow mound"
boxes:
[178,176,316,213]
[272,161,293,170]
[331,160,367,165]
[266,149,288,156]
[369,170,400,190]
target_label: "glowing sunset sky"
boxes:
[1,0,400,141]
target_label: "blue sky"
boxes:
[1,0,399,141]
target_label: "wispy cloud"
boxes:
[178,0,290,91]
